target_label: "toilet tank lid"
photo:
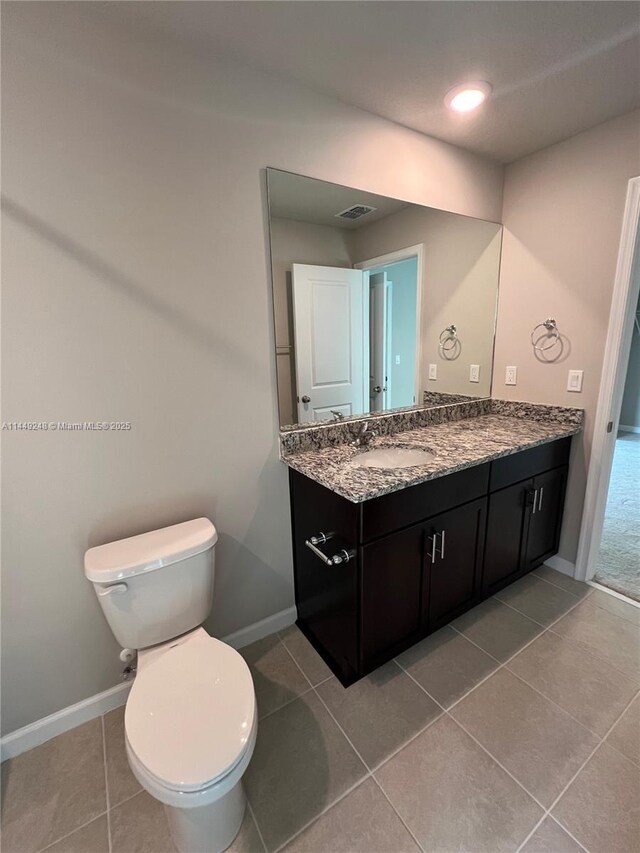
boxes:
[84,518,217,583]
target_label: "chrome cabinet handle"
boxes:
[428,532,438,563]
[538,487,544,511]
[531,488,539,514]
[428,531,445,562]
[305,533,355,566]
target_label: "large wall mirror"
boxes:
[267,169,502,428]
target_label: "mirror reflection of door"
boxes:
[369,272,391,411]
[292,263,366,423]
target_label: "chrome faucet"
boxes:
[352,421,376,447]
[330,410,345,421]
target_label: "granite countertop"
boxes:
[282,413,581,503]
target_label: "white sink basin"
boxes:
[353,446,435,469]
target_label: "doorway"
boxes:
[577,176,640,604]
[355,245,423,411]
[593,291,640,600]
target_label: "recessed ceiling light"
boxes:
[444,81,492,113]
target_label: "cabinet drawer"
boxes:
[489,437,571,492]
[361,463,490,543]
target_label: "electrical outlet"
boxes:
[469,364,480,383]
[567,369,583,392]
[395,354,401,365]
[428,363,437,380]
[505,366,518,386]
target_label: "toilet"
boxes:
[84,518,256,853]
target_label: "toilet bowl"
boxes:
[124,628,256,852]
[84,518,256,853]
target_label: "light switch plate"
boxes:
[505,366,517,386]
[567,369,583,392]
[469,364,480,383]
[395,354,401,365]
[428,363,437,380]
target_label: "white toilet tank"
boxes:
[84,518,217,649]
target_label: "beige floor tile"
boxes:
[553,744,640,853]
[520,817,584,853]
[396,626,499,708]
[316,661,441,768]
[508,631,640,736]
[244,691,367,851]
[375,715,542,852]
[607,693,640,765]
[103,707,142,807]
[452,598,543,662]
[450,669,599,806]
[41,815,109,853]
[227,808,266,853]
[533,567,592,598]
[0,719,107,853]
[278,626,333,686]
[282,778,418,853]
[110,791,176,853]
[551,599,640,678]
[240,634,310,718]
[495,574,580,626]
[586,588,640,626]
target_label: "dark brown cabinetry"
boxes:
[289,436,571,685]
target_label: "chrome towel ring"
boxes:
[439,324,458,353]
[531,318,560,352]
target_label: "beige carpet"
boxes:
[594,432,640,602]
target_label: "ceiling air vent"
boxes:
[335,204,376,221]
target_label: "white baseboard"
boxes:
[618,424,640,434]
[543,555,576,578]
[0,682,131,762]
[221,605,297,650]
[1,606,297,762]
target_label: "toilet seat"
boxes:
[125,630,256,797]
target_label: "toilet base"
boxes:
[164,779,247,853]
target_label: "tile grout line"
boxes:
[445,580,606,715]
[38,810,110,853]
[246,798,268,853]
[101,714,113,853]
[264,636,373,853]
[514,685,640,853]
[271,774,374,853]
[257,685,316,723]
[504,668,606,744]
[394,660,549,815]
[308,671,428,853]
[276,633,428,853]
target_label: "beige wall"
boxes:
[494,110,640,563]
[1,4,504,734]
[269,218,353,425]
[349,207,501,397]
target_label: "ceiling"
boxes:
[97,1,640,163]
[268,170,410,230]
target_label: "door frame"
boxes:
[354,244,424,407]
[575,176,640,582]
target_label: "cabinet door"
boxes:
[524,467,568,570]
[426,498,487,631]
[483,480,533,596]
[361,523,425,672]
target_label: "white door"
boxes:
[369,272,391,411]
[292,263,366,423]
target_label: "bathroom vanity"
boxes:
[282,405,580,686]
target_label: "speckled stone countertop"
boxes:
[282,412,582,503]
